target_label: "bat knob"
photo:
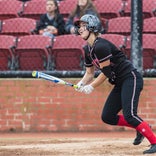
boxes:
[73,85,78,89]
[32,71,38,78]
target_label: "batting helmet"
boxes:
[74,14,102,34]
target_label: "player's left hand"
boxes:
[75,80,84,92]
[82,85,94,94]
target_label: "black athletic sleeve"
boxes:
[94,41,112,63]
[83,45,93,67]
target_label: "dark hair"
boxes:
[69,0,100,19]
[47,0,60,18]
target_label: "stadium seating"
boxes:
[121,0,155,18]
[14,35,53,70]
[0,18,37,37]
[52,35,86,70]
[107,17,131,36]
[0,0,22,20]
[143,0,156,18]
[18,0,47,20]
[0,0,155,72]
[93,0,123,19]
[0,35,17,70]
[59,0,77,19]
[143,17,156,34]
[126,34,156,69]
[101,34,127,50]
[120,0,131,16]
[142,34,156,69]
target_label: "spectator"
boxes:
[65,0,103,34]
[36,0,65,38]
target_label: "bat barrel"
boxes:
[32,71,78,89]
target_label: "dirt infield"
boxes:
[0,131,151,156]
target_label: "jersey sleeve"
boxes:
[94,41,112,63]
[83,45,93,67]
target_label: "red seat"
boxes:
[19,0,47,20]
[52,35,86,70]
[107,17,131,36]
[126,34,156,69]
[143,17,156,34]
[59,0,77,19]
[101,34,127,50]
[0,0,22,20]
[14,35,53,70]
[121,0,155,18]
[93,0,123,19]
[143,0,156,17]
[0,18,37,37]
[120,0,131,17]
[100,18,108,30]
[142,34,156,69]
[0,35,17,70]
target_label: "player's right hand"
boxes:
[75,81,84,92]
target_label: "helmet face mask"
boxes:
[74,14,102,35]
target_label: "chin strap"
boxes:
[84,31,91,40]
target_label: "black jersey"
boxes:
[83,37,135,84]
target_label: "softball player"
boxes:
[74,14,156,154]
